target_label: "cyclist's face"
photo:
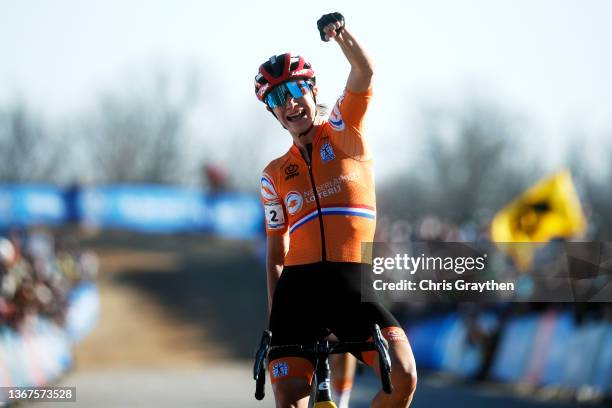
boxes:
[271,89,316,134]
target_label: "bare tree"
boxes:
[191,101,285,192]
[379,98,535,225]
[566,134,612,239]
[83,67,200,184]
[0,101,63,183]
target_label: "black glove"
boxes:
[317,12,345,42]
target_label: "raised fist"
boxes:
[317,12,345,42]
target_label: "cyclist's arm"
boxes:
[266,232,289,316]
[324,21,374,161]
[330,27,373,93]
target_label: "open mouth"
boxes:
[286,108,306,122]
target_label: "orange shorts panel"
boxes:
[361,326,408,367]
[269,356,314,384]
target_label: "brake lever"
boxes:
[372,325,391,372]
[253,330,272,380]
[372,324,393,394]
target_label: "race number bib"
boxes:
[265,202,286,230]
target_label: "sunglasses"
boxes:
[265,80,312,109]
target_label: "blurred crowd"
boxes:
[376,213,610,298]
[0,228,98,330]
[375,214,489,245]
[377,214,612,386]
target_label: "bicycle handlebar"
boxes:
[252,324,393,400]
[270,338,376,356]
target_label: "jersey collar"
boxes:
[289,123,326,158]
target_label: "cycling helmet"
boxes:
[255,53,316,103]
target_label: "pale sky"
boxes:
[2,0,611,181]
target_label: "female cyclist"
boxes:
[256,12,417,408]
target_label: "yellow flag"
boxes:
[491,169,586,269]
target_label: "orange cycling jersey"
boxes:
[260,88,375,265]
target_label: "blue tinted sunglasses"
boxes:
[265,80,311,109]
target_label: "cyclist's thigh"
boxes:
[268,264,319,386]
[272,377,311,408]
[370,327,416,378]
[269,264,319,346]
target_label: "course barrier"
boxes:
[406,310,612,397]
[0,283,99,402]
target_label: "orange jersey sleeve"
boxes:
[327,87,373,161]
[260,162,288,236]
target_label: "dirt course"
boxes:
[74,232,268,368]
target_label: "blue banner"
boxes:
[562,322,608,388]
[207,193,263,239]
[0,184,265,239]
[0,185,67,228]
[591,325,612,394]
[77,185,211,233]
[407,314,460,370]
[65,282,100,343]
[490,314,539,382]
[0,320,72,392]
[539,312,575,385]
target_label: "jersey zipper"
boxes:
[302,143,327,262]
